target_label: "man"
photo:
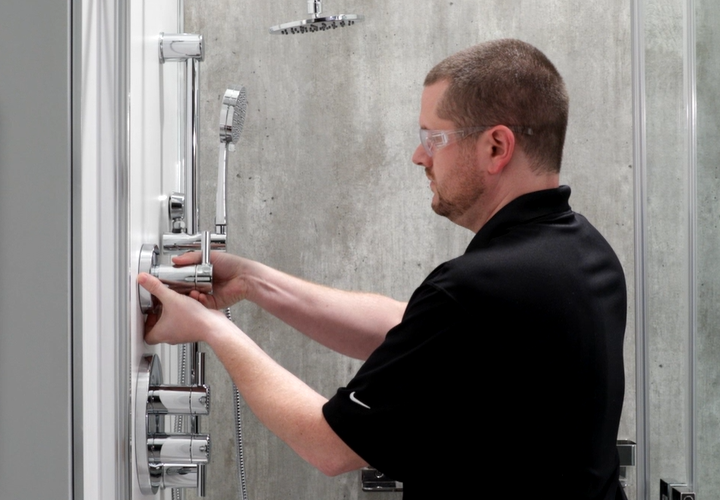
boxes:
[139,38,627,499]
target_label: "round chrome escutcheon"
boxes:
[138,244,159,314]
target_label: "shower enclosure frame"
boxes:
[69,0,704,499]
[632,0,699,497]
[76,0,187,497]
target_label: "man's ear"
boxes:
[481,125,516,174]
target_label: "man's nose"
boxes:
[412,143,432,167]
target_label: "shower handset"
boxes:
[218,85,252,500]
[269,0,363,35]
[217,85,247,236]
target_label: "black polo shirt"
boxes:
[323,186,627,500]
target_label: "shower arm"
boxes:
[308,0,322,17]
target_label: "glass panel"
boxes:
[642,0,692,497]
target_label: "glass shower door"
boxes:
[640,0,720,498]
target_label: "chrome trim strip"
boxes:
[116,0,130,496]
[631,0,649,498]
[683,0,697,489]
[71,0,83,497]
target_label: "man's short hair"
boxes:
[425,39,569,173]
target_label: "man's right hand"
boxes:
[171,251,251,310]
[172,250,406,360]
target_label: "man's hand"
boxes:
[138,272,228,345]
[171,251,251,310]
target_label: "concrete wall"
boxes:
[695,0,720,496]
[185,1,634,498]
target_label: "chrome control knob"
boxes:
[138,231,213,313]
[148,433,210,465]
[148,384,210,415]
[136,355,212,495]
[156,463,200,490]
[150,262,212,295]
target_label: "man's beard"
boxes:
[431,144,485,221]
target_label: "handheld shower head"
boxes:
[220,85,247,145]
[217,85,247,235]
[270,0,363,35]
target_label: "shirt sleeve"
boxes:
[322,283,474,481]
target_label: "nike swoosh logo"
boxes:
[349,391,371,409]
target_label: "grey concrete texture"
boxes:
[643,1,690,498]
[695,0,720,496]
[184,1,635,498]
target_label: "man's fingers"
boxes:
[145,306,161,327]
[171,251,202,266]
[138,272,171,302]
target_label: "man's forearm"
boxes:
[242,260,406,360]
[204,316,368,475]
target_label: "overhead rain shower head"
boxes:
[270,0,363,35]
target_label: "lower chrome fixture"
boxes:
[660,479,695,500]
[617,439,636,489]
[361,467,403,492]
[136,354,211,495]
[269,0,363,35]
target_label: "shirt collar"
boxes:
[466,185,572,252]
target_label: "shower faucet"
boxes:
[136,354,211,494]
[136,31,212,498]
[138,231,213,314]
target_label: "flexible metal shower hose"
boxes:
[233,384,250,500]
[225,307,248,500]
[171,319,249,500]
[226,308,250,500]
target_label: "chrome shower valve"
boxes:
[148,384,210,415]
[138,231,213,313]
[137,354,211,495]
[148,433,210,465]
